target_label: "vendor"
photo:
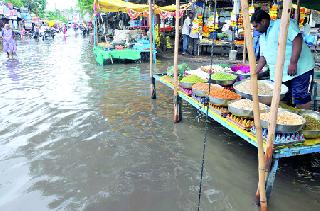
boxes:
[252,10,315,109]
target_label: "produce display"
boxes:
[180,75,206,84]
[227,114,255,129]
[229,99,268,111]
[98,42,114,49]
[303,115,320,130]
[234,80,273,95]
[201,65,231,73]
[234,40,245,45]
[211,72,237,81]
[210,104,229,115]
[167,63,190,76]
[209,88,241,100]
[279,102,301,113]
[185,69,209,80]
[260,111,305,126]
[231,64,250,74]
[200,38,213,44]
[192,83,223,93]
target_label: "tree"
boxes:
[77,0,93,15]
[23,0,46,17]
[3,0,24,7]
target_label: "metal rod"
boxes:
[173,0,180,123]
[149,0,156,99]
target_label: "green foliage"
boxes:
[44,10,68,23]
[3,0,24,7]
[77,0,93,15]
[22,0,46,17]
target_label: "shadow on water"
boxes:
[0,35,319,211]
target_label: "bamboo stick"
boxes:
[243,36,247,64]
[295,0,300,22]
[149,0,156,99]
[240,1,267,210]
[173,0,180,123]
[263,0,292,200]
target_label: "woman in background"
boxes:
[1,24,17,59]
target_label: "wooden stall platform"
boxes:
[153,74,320,157]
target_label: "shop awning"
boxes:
[96,0,190,13]
[97,0,149,13]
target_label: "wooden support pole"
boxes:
[240,0,267,210]
[263,0,292,203]
[295,0,300,22]
[243,36,247,64]
[173,0,181,123]
[149,0,156,99]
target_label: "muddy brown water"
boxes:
[0,34,319,211]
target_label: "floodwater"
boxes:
[0,33,319,211]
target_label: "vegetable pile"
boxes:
[211,72,237,81]
[180,75,206,83]
[303,115,320,130]
[209,89,241,100]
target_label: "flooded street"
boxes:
[0,34,319,211]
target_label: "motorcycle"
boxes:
[42,29,55,41]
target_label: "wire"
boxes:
[197,1,217,210]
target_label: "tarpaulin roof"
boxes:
[96,0,190,13]
[97,0,149,13]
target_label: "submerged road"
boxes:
[0,34,319,211]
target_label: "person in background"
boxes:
[252,9,315,109]
[189,14,200,56]
[20,27,25,41]
[181,12,192,55]
[63,24,67,40]
[1,24,16,59]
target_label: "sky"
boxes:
[46,0,77,11]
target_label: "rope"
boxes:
[197,1,217,210]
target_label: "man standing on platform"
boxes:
[252,9,315,109]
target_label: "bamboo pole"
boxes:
[149,0,156,99]
[173,0,180,123]
[262,0,292,201]
[295,0,300,22]
[243,36,247,64]
[240,1,267,210]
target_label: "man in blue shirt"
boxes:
[251,10,315,109]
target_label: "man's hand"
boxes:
[256,56,266,74]
[288,62,297,76]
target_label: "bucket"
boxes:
[229,50,237,61]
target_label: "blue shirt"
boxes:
[259,19,315,82]
[253,30,261,58]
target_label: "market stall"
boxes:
[151,1,320,209]
[92,0,154,65]
[93,0,192,65]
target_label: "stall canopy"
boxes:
[97,0,149,13]
[96,0,190,13]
